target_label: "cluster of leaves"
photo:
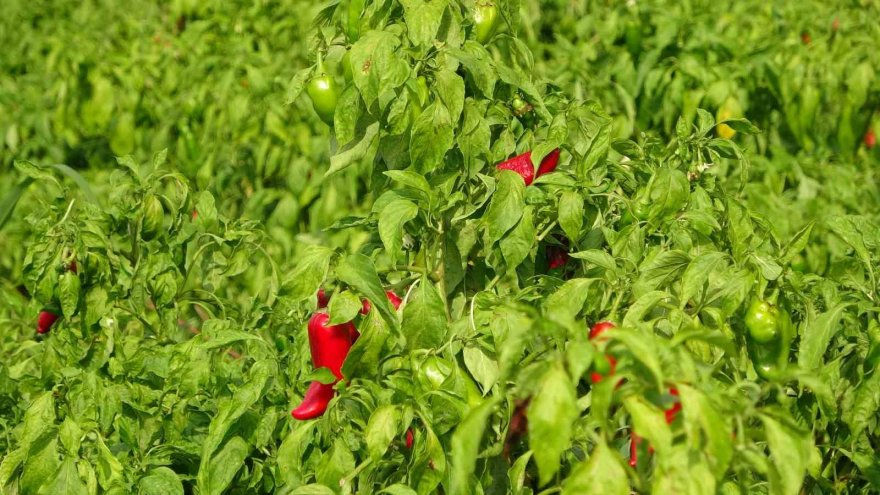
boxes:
[1,0,880,494]
[520,0,880,154]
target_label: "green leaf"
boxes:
[484,171,525,243]
[328,290,362,325]
[41,457,87,495]
[201,436,250,495]
[0,178,34,230]
[384,170,434,207]
[410,102,455,174]
[400,0,449,47]
[449,398,500,495]
[561,441,628,495]
[365,405,400,460]
[760,414,811,495]
[287,245,333,303]
[499,205,535,271]
[290,485,337,495]
[276,423,316,488]
[435,68,465,124]
[138,467,183,495]
[624,395,672,454]
[58,271,81,318]
[401,278,447,349]
[529,361,578,485]
[349,31,408,106]
[780,223,813,265]
[798,303,851,371]
[327,121,380,177]
[378,199,418,265]
[679,252,727,308]
[558,190,584,243]
[337,253,397,329]
[678,385,733,478]
[463,345,498,392]
[622,290,668,328]
[543,278,594,326]
[334,84,364,147]
[316,438,356,489]
[448,42,497,98]
[343,309,391,379]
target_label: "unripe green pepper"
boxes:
[142,194,165,240]
[473,2,500,44]
[744,300,779,343]
[306,54,339,126]
[745,298,795,380]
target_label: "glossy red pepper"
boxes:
[317,288,330,309]
[589,321,617,384]
[37,310,59,334]
[359,290,403,315]
[405,428,415,449]
[629,433,642,467]
[496,148,561,186]
[291,312,356,420]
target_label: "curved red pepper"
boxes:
[37,310,59,334]
[589,321,617,384]
[291,312,356,420]
[496,148,560,186]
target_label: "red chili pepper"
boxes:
[317,288,330,309]
[503,398,530,461]
[359,290,403,315]
[495,148,560,186]
[68,260,77,274]
[589,321,617,384]
[37,310,59,334]
[629,433,641,467]
[589,321,615,340]
[664,387,681,424]
[405,428,415,449]
[291,312,356,420]
[631,387,682,464]
[547,246,569,270]
[865,129,876,149]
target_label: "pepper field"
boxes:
[1,0,879,493]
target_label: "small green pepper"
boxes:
[306,54,339,126]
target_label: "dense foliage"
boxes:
[1,0,879,494]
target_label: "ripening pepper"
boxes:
[37,310,59,334]
[291,312,356,420]
[589,321,617,384]
[359,290,403,315]
[496,148,561,186]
